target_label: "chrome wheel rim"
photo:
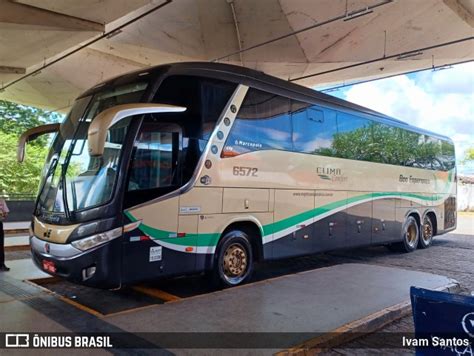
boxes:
[422,218,433,243]
[406,223,418,248]
[222,243,248,285]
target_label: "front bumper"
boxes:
[30,236,122,289]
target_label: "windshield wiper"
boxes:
[60,120,86,219]
[60,162,71,219]
[36,157,58,208]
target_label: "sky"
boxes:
[319,62,474,175]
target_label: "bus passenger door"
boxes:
[345,191,372,248]
[122,122,189,283]
[372,195,398,244]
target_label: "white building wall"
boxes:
[458,182,474,212]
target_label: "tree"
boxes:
[0,131,50,196]
[464,147,474,162]
[0,100,62,134]
[0,100,62,196]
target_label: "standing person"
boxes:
[0,197,10,271]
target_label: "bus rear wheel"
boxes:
[214,231,254,287]
[419,215,434,249]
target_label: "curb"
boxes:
[5,245,30,252]
[278,280,460,355]
[5,228,30,235]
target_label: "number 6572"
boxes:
[233,166,258,177]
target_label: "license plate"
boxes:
[42,260,56,273]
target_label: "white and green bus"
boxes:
[20,62,456,288]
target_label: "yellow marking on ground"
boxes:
[458,211,474,216]
[132,285,181,302]
[27,278,106,317]
[26,276,61,285]
[58,295,105,318]
[23,277,62,296]
[27,278,180,317]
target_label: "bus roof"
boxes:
[81,62,453,142]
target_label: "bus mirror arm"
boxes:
[87,103,186,157]
[17,123,60,163]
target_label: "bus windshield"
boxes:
[37,75,237,216]
[37,82,148,215]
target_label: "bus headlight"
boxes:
[71,227,122,251]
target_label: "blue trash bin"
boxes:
[410,287,474,355]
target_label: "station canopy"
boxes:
[0,0,473,112]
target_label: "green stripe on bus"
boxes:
[262,192,442,236]
[262,197,354,236]
[126,192,445,247]
[125,211,220,247]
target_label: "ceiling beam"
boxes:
[0,0,105,32]
[0,65,26,74]
[443,0,474,27]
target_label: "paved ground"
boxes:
[4,249,31,261]
[0,260,456,355]
[2,215,472,354]
[322,214,473,354]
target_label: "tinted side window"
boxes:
[128,121,181,192]
[223,89,292,157]
[399,130,422,168]
[154,75,236,141]
[292,103,338,156]
[441,140,456,170]
[371,123,403,165]
[419,136,443,170]
[403,132,439,169]
[334,113,373,161]
[398,131,447,170]
[200,80,237,140]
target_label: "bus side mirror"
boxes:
[87,103,186,157]
[17,123,60,163]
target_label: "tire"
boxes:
[419,215,434,249]
[389,216,419,253]
[213,230,254,287]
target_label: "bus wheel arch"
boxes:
[221,221,264,263]
[425,211,437,235]
[407,210,421,228]
[208,220,263,287]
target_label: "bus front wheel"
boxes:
[400,216,420,252]
[213,230,254,287]
[388,216,419,253]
